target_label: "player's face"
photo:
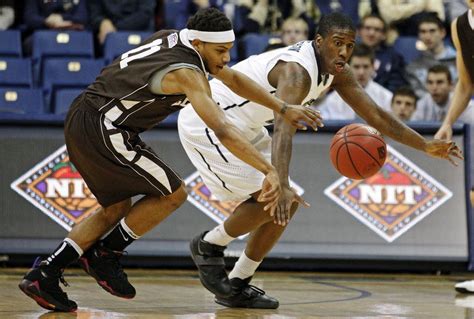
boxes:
[349,56,374,87]
[391,95,416,121]
[316,29,356,74]
[358,17,386,48]
[426,72,452,104]
[418,22,445,51]
[199,42,233,75]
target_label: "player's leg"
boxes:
[214,201,299,309]
[79,185,188,298]
[18,199,130,312]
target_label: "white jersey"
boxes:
[178,41,334,201]
[179,41,334,140]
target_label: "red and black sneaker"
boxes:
[78,242,136,299]
[19,260,77,312]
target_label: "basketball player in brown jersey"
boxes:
[17,8,323,312]
[435,0,474,294]
[182,13,464,309]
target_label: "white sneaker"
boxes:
[455,280,474,293]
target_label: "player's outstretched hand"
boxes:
[425,139,464,166]
[258,169,281,217]
[434,123,453,140]
[273,187,310,226]
[282,104,324,131]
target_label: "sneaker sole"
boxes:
[78,257,135,299]
[215,297,279,309]
[19,279,77,312]
[189,239,232,298]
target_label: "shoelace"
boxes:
[242,285,265,298]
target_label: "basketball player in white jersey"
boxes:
[179,12,463,309]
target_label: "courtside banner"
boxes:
[184,171,305,225]
[10,145,99,231]
[324,145,453,242]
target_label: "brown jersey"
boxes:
[456,11,474,82]
[85,29,206,133]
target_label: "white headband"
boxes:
[187,29,235,43]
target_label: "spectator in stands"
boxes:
[87,0,156,45]
[358,14,408,92]
[163,0,224,30]
[236,0,318,38]
[316,43,393,120]
[0,0,14,30]
[405,15,457,98]
[412,64,474,122]
[265,17,308,51]
[390,86,417,121]
[376,0,445,36]
[23,0,88,31]
[443,0,468,24]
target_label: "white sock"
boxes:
[203,224,235,246]
[229,252,261,280]
[121,218,141,239]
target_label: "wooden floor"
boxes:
[2,268,474,318]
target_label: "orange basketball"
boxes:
[329,123,387,179]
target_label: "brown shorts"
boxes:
[64,93,183,207]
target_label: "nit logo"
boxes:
[10,145,100,231]
[184,171,304,225]
[324,145,452,242]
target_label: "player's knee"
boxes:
[101,200,131,225]
[167,184,188,208]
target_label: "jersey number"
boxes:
[120,39,163,69]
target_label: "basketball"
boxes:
[329,123,387,179]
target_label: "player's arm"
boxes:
[213,66,323,131]
[435,19,474,140]
[333,65,463,164]
[266,61,311,225]
[161,67,280,207]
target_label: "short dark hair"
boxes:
[350,43,375,63]
[427,64,452,83]
[418,14,444,30]
[186,8,232,31]
[317,12,356,37]
[392,86,418,103]
[360,14,387,33]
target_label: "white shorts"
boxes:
[178,106,271,201]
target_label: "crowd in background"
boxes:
[0,0,473,125]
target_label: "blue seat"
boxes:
[0,30,22,57]
[42,58,104,112]
[0,58,33,88]
[0,88,44,114]
[393,36,422,64]
[54,88,82,115]
[32,30,94,62]
[164,0,189,29]
[241,33,271,59]
[32,31,95,85]
[104,31,153,64]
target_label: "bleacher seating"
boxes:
[104,31,153,64]
[241,33,271,59]
[0,88,44,114]
[393,36,422,64]
[0,58,33,88]
[0,30,22,57]
[54,89,83,115]
[42,58,104,112]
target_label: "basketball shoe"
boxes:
[190,231,232,297]
[215,277,279,309]
[78,242,136,298]
[19,259,77,312]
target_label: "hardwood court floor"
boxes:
[1,268,474,318]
